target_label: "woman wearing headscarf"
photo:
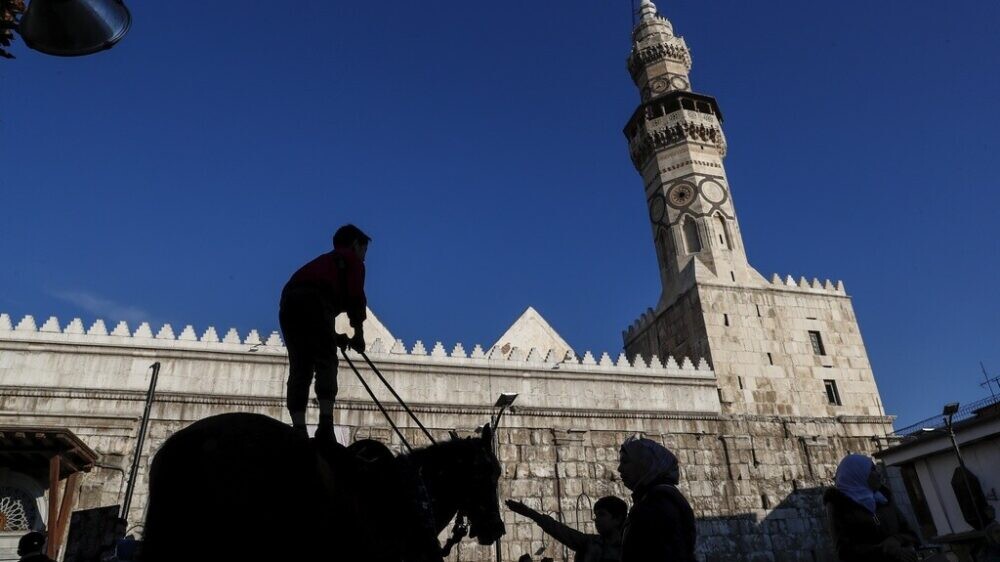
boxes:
[824,453,920,562]
[617,435,696,562]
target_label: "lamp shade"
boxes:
[19,0,130,56]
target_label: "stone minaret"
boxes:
[625,0,764,309]
[622,0,888,419]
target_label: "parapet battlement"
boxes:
[623,273,848,341]
[0,313,713,378]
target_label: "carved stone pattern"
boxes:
[629,122,727,169]
[628,42,692,79]
[0,488,34,532]
[662,159,723,172]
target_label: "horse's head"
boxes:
[449,423,506,545]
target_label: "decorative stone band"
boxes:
[627,41,692,81]
[0,313,712,378]
[0,385,892,428]
[629,122,727,169]
[0,385,723,422]
[622,276,848,341]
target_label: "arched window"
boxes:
[657,228,672,259]
[682,217,701,253]
[714,214,731,249]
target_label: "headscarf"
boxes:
[620,435,679,488]
[834,453,887,513]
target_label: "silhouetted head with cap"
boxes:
[17,531,46,557]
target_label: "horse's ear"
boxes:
[449,430,459,440]
[480,423,493,443]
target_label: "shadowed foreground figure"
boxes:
[142,413,505,562]
[824,454,919,562]
[617,436,696,562]
[506,496,626,562]
[17,532,54,562]
[280,224,371,442]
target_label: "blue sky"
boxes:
[1,1,997,428]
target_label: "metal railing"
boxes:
[893,394,1000,437]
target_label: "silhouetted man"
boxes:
[280,224,370,442]
[18,531,55,562]
[507,496,626,562]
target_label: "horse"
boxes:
[140,412,505,562]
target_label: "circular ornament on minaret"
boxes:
[648,196,666,223]
[670,76,690,91]
[667,184,694,208]
[700,180,726,204]
[648,77,670,96]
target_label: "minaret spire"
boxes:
[637,0,658,22]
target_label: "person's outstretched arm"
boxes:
[506,500,588,552]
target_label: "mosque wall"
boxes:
[0,317,893,561]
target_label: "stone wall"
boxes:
[0,315,895,561]
[624,276,886,419]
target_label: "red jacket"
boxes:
[284,246,367,329]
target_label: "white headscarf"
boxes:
[834,453,887,513]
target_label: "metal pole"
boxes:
[945,413,987,531]
[493,406,505,562]
[121,362,159,521]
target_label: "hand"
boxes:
[505,499,537,518]
[349,333,365,353]
[335,333,350,351]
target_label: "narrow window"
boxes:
[714,215,730,249]
[657,230,670,260]
[723,314,729,327]
[756,304,761,317]
[683,217,701,253]
[809,331,826,356]
[737,376,744,389]
[730,271,735,282]
[824,380,842,405]
[767,352,773,365]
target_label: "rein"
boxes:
[341,349,414,452]
[339,349,438,453]
[440,513,468,557]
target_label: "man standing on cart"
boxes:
[280,224,370,443]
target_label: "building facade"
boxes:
[1,2,895,561]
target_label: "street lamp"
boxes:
[938,402,988,532]
[492,392,517,562]
[492,392,518,430]
[4,0,130,58]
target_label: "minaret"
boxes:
[624,0,763,309]
[622,2,887,421]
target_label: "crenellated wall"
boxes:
[0,310,894,561]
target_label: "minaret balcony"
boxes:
[624,92,727,168]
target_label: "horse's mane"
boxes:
[401,435,489,470]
